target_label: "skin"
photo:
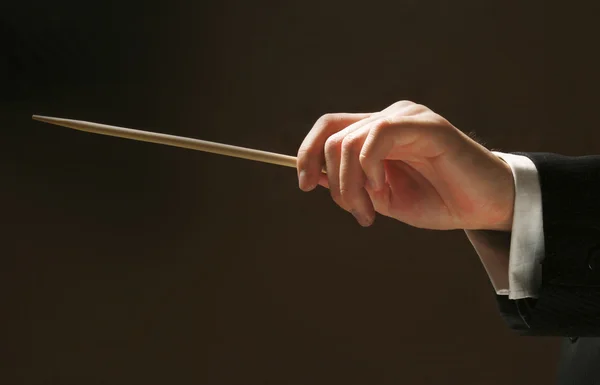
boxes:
[296,101,515,232]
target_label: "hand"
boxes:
[296,101,515,231]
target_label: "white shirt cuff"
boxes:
[465,151,545,299]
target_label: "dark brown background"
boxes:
[2,1,597,384]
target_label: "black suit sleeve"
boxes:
[496,152,600,337]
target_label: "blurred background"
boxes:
[2,1,596,384]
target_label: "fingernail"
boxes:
[351,210,373,227]
[366,177,381,191]
[365,178,375,190]
[299,170,314,191]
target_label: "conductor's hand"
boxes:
[296,101,515,231]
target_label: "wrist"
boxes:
[486,157,515,232]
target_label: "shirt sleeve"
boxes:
[464,151,545,300]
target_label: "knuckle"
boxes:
[370,117,390,134]
[339,186,363,210]
[338,188,351,202]
[297,145,311,158]
[359,120,389,162]
[296,146,314,168]
[324,134,342,153]
[341,134,360,152]
[392,100,415,109]
[359,147,378,171]
[316,113,336,127]
[358,151,370,167]
[406,103,428,115]
[339,186,356,200]
[388,113,413,125]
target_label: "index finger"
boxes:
[297,113,371,191]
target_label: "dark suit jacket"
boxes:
[495,152,600,384]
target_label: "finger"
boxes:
[297,113,371,191]
[323,132,346,209]
[339,126,376,226]
[317,173,329,188]
[359,117,421,191]
[323,115,383,211]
